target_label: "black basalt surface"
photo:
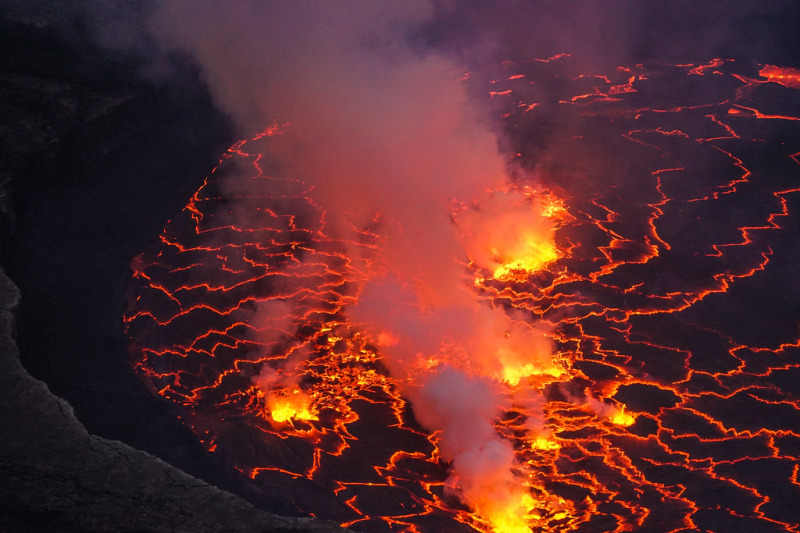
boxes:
[0,8,345,532]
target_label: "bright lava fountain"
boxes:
[125,57,800,532]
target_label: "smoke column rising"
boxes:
[125,1,561,530]
[37,0,800,529]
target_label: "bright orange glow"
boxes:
[609,407,635,427]
[480,492,536,533]
[458,190,560,284]
[267,389,318,423]
[124,56,800,533]
[538,194,568,219]
[491,239,559,282]
[530,436,561,451]
[501,362,563,386]
[759,65,800,89]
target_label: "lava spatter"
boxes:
[126,57,800,532]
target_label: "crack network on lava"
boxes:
[125,56,800,532]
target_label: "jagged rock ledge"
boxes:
[0,6,347,532]
[0,267,345,533]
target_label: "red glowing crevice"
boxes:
[125,56,800,532]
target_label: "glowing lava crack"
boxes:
[126,56,800,533]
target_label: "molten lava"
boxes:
[126,56,800,532]
[459,189,561,284]
[266,388,318,423]
[760,65,800,89]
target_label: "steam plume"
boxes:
[109,1,559,529]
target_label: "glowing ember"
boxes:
[609,407,635,427]
[479,492,536,533]
[530,437,561,452]
[501,362,563,387]
[125,55,800,532]
[265,389,318,423]
[759,65,800,89]
[458,190,560,284]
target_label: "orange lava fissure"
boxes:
[125,57,800,533]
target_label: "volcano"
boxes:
[124,57,800,532]
[4,3,800,533]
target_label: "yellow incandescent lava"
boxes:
[461,189,562,285]
[610,407,636,427]
[268,389,318,423]
[485,493,537,533]
[530,436,561,451]
[491,238,559,282]
[501,362,564,387]
[489,191,566,282]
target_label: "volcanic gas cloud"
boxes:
[124,2,567,530]
[123,3,800,533]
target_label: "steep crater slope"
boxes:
[0,9,344,531]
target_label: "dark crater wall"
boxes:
[0,7,344,532]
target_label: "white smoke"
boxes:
[94,1,558,528]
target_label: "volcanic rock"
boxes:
[0,7,347,532]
